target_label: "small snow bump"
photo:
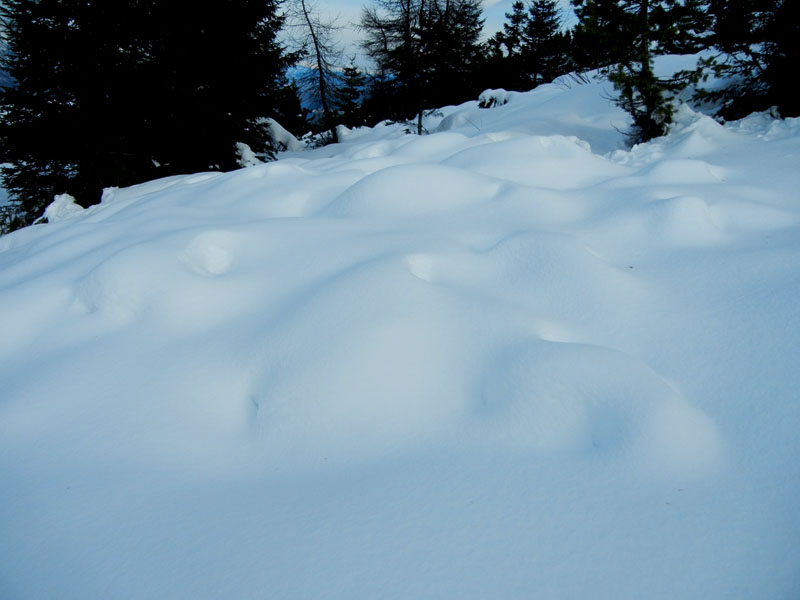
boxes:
[180,231,237,277]
[40,193,84,224]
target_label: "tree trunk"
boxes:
[300,0,337,142]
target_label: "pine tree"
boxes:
[608,0,673,143]
[697,0,798,119]
[652,0,712,54]
[0,0,154,228]
[143,0,299,172]
[572,0,711,69]
[571,0,635,70]
[761,0,800,117]
[0,0,299,233]
[424,0,485,108]
[486,1,529,89]
[495,0,527,57]
[337,61,367,128]
[0,27,11,89]
[361,0,426,131]
[572,0,709,144]
[520,0,569,86]
[360,71,399,127]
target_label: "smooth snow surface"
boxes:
[2,70,800,599]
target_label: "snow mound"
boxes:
[1,61,800,599]
[262,116,303,151]
[477,88,514,108]
[478,339,724,478]
[41,193,84,223]
[324,163,501,217]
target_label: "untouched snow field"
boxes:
[1,68,800,598]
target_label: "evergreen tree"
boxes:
[761,0,800,117]
[651,0,711,54]
[698,0,798,119]
[361,0,426,131]
[520,0,569,86]
[707,0,766,56]
[424,0,485,108]
[0,0,299,233]
[360,70,400,127]
[571,0,635,70]
[361,0,484,133]
[572,0,711,70]
[493,0,527,57]
[0,28,11,89]
[141,0,299,172]
[607,0,673,143]
[485,0,571,91]
[572,0,708,144]
[0,0,153,228]
[486,1,529,90]
[337,61,367,128]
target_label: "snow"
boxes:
[2,62,800,599]
[39,192,85,223]
[261,116,304,152]
[478,88,513,107]
[234,142,264,168]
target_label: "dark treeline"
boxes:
[570,0,797,144]
[360,0,485,134]
[1,0,796,232]
[0,0,303,232]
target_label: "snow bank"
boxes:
[1,68,799,599]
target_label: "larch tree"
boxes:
[361,0,429,133]
[286,0,345,142]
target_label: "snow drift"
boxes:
[1,68,799,599]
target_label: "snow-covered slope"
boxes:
[1,71,799,599]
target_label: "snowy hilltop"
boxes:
[1,67,799,599]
